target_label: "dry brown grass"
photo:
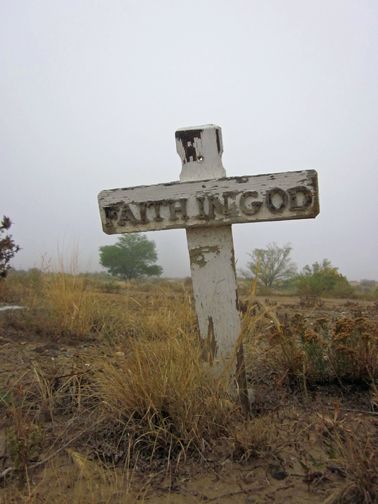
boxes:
[240,295,378,390]
[0,268,197,346]
[1,271,377,503]
[91,330,238,466]
[319,412,377,504]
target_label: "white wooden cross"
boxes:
[98,125,319,407]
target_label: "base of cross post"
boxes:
[186,225,251,414]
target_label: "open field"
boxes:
[0,273,377,503]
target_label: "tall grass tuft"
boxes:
[92,330,237,464]
[42,272,104,338]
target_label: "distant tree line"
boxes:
[243,242,361,298]
[2,222,376,300]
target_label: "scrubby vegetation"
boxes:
[295,260,354,298]
[242,243,377,301]
[0,270,377,503]
[0,216,20,279]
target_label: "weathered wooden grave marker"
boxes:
[98,124,319,409]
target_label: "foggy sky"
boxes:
[1,0,377,280]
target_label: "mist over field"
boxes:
[1,0,377,280]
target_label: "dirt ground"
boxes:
[0,293,377,503]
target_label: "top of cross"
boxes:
[175,124,226,182]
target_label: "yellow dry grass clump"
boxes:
[93,331,235,460]
[42,272,102,338]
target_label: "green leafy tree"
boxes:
[0,216,20,279]
[296,259,352,297]
[99,234,163,280]
[245,242,297,287]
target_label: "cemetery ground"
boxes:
[0,272,377,504]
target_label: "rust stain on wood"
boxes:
[189,245,220,268]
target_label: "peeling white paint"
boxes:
[177,125,241,365]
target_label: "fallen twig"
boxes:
[0,466,15,481]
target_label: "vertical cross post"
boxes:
[175,125,249,411]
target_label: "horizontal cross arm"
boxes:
[98,170,319,234]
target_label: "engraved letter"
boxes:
[196,196,207,220]
[104,205,120,230]
[208,195,226,219]
[266,188,288,213]
[148,201,164,222]
[104,205,119,222]
[118,203,139,225]
[239,191,262,216]
[287,186,313,211]
[138,202,149,224]
[222,191,239,217]
[168,198,188,221]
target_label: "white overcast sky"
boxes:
[1,0,377,280]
